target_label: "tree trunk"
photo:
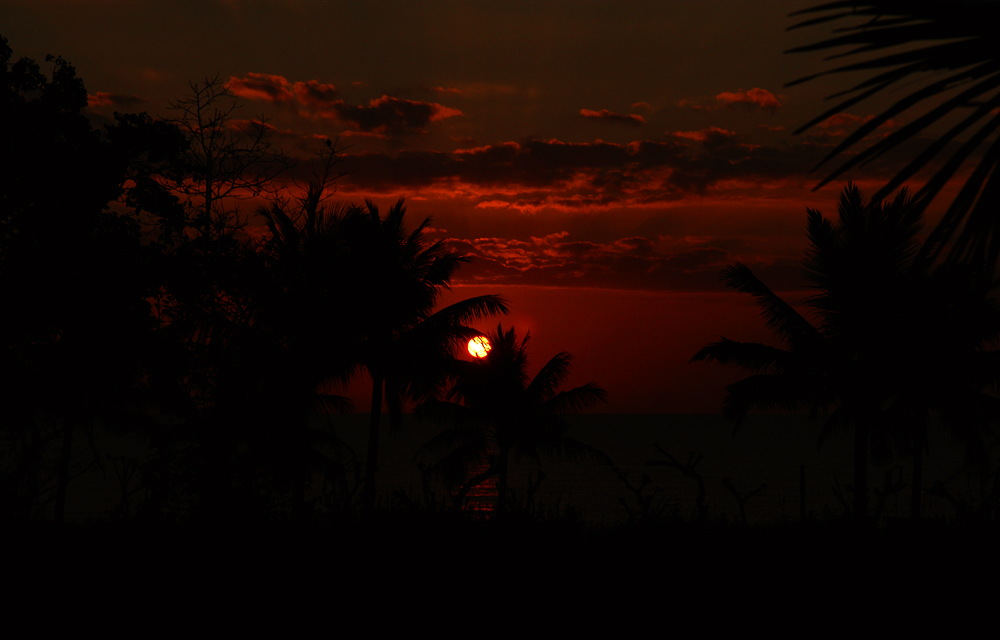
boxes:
[496,444,510,516]
[53,419,75,524]
[362,374,383,512]
[911,441,923,519]
[853,421,868,527]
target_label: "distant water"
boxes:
[342,413,971,525]
[64,413,972,524]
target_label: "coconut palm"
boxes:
[694,184,1000,523]
[339,198,508,512]
[786,2,1000,271]
[418,323,609,514]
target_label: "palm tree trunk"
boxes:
[911,441,923,519]
[362,374,383,512]
[853,421,868,526]
[496,444,510,516]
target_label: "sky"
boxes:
[3,1,968,413]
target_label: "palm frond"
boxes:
[691,338,796,374]
[786,1,1000,270]
[541,383,608,415]
[525,352,573,402]
[722,262,821,349]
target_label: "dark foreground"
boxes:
[8,514,998,593]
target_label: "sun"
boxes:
[468,336,491,359]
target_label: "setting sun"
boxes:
[468,336,491,358]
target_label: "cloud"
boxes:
[227,73,461,135]
[715,88,781,111]
[759,124,785,132]
[580,109,645,126]
[87,92,150,109]
[631,101,654,112]
[424,85,463,95]
[227,73,296,103]
[810,112,905,138]
[292,79,340,108]
[331,95,462,135]
[677,98,711,111]
[331,133,839,203]
[671,127,737,143]
[440,231,799,291]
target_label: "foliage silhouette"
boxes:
[1,36,167,521]
[787,2,1000,271]
[418,323,609,515]
[693,183,1000,525]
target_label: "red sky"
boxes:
[4,1,974,412]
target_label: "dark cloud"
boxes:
[227,73,461,136]
[579,108,645,126]
[293,79,341,108]
[330,95,462,135]
[87,92,150,109]
[333,134,834,202]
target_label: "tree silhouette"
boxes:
[787,2,1000,271]
[418,323,609,515]
[166,75,290,240]
[1,36,165,521]
[693,184,1000,524]
[342,199,508,512]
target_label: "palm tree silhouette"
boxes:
[252,177,367,519]
[341,198,508,512]
[694,183,1000,524]
[418,323,609,515]
[786,2,1000,271]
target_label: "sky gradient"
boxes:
[4,1,966,412]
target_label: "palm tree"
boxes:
[251,174,365,519]
[338,198,508,512]
[786,2,1000,272]
[418,323,609,515]
[694,184,1000,524]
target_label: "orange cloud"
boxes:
[715,88,781,111]
[672,127,737,142]
[813,113,904,137]
[580,109,645,126]
[227,73,296,103]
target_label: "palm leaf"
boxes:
[786,1,1000,269]
[722,262,821,349]
[691,338,796,374]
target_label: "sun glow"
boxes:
[468,336,491,358]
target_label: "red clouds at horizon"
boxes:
[438,231,801,292]
[579,108,646,126]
